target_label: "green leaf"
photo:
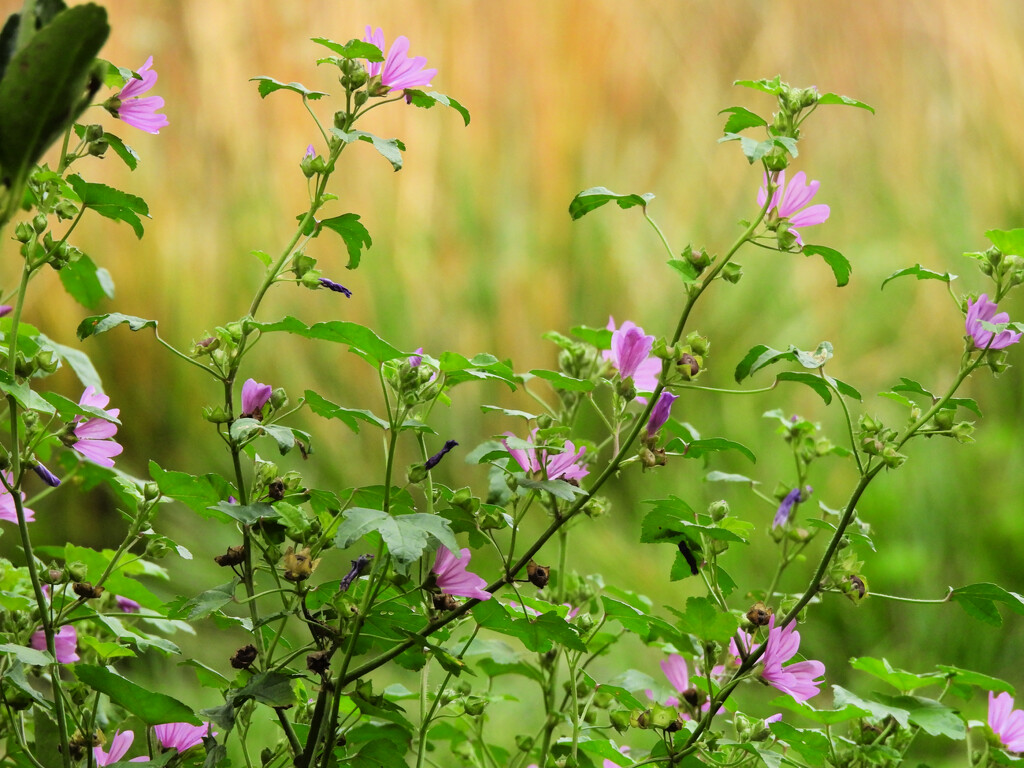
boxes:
[950,583,1024,626]
[881,264,957,290]
[438,352,518,390]
[517,477,586,501]
[832,686,910,727]
[734,341,833,382]
[404,89,471,126]
[168,580,238,621]
[59,253,114,309]
[249,76,328,100]
[985,228,1024,256]
[705,470,758,484]
[0,643,52,666]
[734,76,784,95]
[334,506,458,564]
[250,317,404,365]
[74,664,200,725]
[817,92,875,112]
[872,693,966,739]
[73,124,139,170]
[67,175,149,238]
[570,325,612,349]
[767,722,830,764]
[310,38,383,61]
[0,370,54,413]
[669,596,739,645]
[666,258,699,284]
[471,601,585,653]
[663,437,756,463]
[206,500,276,525]
[578,740,635,766]
[0,4,109,183]
[77,312,157,340]
[802,244,851,287]
[776,371,832,404]
[319,213,371,269]
[936,665,1015,696]
[640,496,748,545]
[332,128,405,171]
[770,693,871,725]
[601,596,677,639]
[568,187,655,220]
[304,389,388,432]
[850,657,945,693]
[719,106,767,134]
[527,369,594,392]
[719,134,796,164]
[149,461,235,518]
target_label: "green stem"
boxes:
[643,210,675,261]
[415,627,479,768]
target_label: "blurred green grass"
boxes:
[7,1,1024,763]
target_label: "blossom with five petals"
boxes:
[502,428,588,482]
[759,615,825,702]
[966,294,1021,350]
[988,691,1024,753]
[363,27,437,91]
[432,546,491,601]
[110,57,169,134]
[72,387,123,467]
[757,171,830,246]
[154,722,216,753]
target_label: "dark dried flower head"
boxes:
[214,545,246,567]
[72,582,105,599]
[526,560,550,588]
[268,479,286,501]
[424,439,459,471]
[282,546,320,582]
[306,650,331,675]
[230,644,258,669]
[746,601,772,627]
[432,593,458,612]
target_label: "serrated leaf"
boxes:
[0,370,54,413]
[568,187,654,220]
[517,477,586,501]
[77,312,157,340]
[311,37,383,61]
[334,506,458,564]
[149,461,235,519]
[850,657,945,693]
[669,596,738,645]
[332,128,405,171]
[705,471,757,484]
[950,583,1024,627]
[59,253,114,309]
[719,106,767,134]
[73,124,138,170]
[881,264,957,290]
[771,693,871,725]
[168,580,238,621]
[832,686,910,727]
[249,76,328,100]
[985,228,1024,256]
[250,316,404,365]
[936,665,1015,695]
[74,664,199,725]
[776,371,832,404]
[67,175,149,238]
[0,643,52,666]
[663,436,756,463]
[404,89,471,126]
[733,76,784,95]
[667,258,699,283]
[305,389,388,432]
[527,369,594,392]
[34,333,101,391]
[872,692,965,739]
[802,244,851,287]
[319,213,371,269]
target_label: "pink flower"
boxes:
[604,317,661,397]
[73,387,123,467]
[661,654,691,708]
[501,428,588,482]
[409,347,424,367]
[646,391,678,436]
[432,546,491,601]
[240,378,273,419]
[765,713,783,725]
[111,57,168,134]
[966,294,1021,350]
[759,615,825,702]
[154,722,215,753]
[30,625,78,663]
[363,27,437,91]
[0,471,34,524]
[116,596,141,613]
[94,730,148,765]
[989,691,1024,753]
[0,305,12,317]
[609,320,654,380]
[757,171,830,246]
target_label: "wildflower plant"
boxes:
[0,6,1023,768]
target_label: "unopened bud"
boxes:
[88,140,108,157]
[609,710,631,733]
[202,405,231,424]
[708,499,729,521]
[14,222,33,242]
[67,562,88,582]
[952,421,975,444]
[721,262,743,284]
[515,735,534,752]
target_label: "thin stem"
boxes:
[643,210,675,261]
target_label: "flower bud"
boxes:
[144,538,172,559]
[677,352,701,379]
[721,262,743,284]
[881,446,906,469]
[464,696,487,716]
[708,499,729,521]
[67,562,88,582]
[202,405,231,424]
[87,140,108,157]
[55,200,80,220]
[270,387,288,410]
[582,495,610,519]
[333,110,350,129]
[42,566,65,584]
[31,214,47,234]
[952,421,975,444]
[407,463,428,484]
[515,735,534,752]
[764,151,789,172]
[14,222,33,242]
[609,710,631,734]
[353,90,369,108]
[340,57,368,89]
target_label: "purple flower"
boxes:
[424,439,458,471]
[31,462,61,487]
[0,471,35,524]
[240,378,273,419]
[111,57,168,134]
[73,387,123,467]
[304,144,316,159]
[757,171,830,246]
[31,625,78,663]
[966,294,1021,350]
[660,654,691,708]
[116,595,141,613]
[989,691,1024,753]
[773,487,801,528]
[502,428,588,483]
[154,722,215,753]
[0,305,12,318]
[318,277,352,297]
[340,554,374,592]
[409,347,424,367]
[432,545,491,601]
[765,713,783,725]
[646,391,678,436]
[363,27,437,91]
[609,320,654,380]
[604,317,661,398]
[94,730,148,765]
[760,615,825,702]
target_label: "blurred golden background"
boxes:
[6,0,1024,763]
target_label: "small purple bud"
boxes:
[0,305,12,318]
[304,144,316,159]
[32,462,61,487]
[646,391,678,436]
[773,488,801,529]
[409,347,423,367]
[116,595,141,613]
[340,554,374,592]
[318,277,352,298]
[425,439,458,471]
